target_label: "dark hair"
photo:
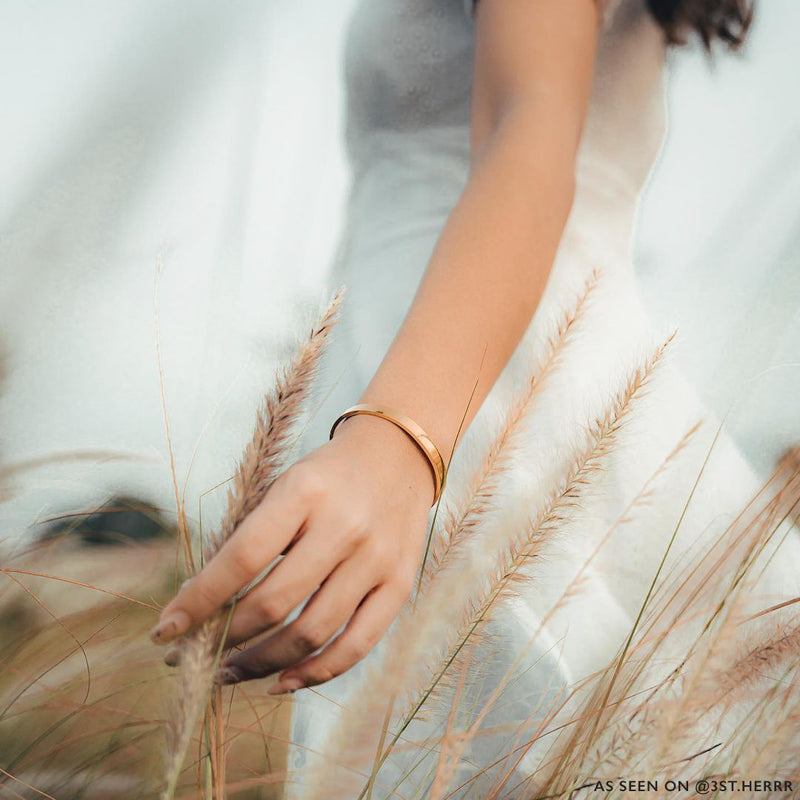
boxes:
[645,0,755,51]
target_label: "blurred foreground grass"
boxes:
[0,518,291,799]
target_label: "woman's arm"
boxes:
[149,0,601,693]
[359,0,600,469]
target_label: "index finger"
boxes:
[149,471,308,644]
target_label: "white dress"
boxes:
[286,0,800,796]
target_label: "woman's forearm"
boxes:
[349,104,580,476]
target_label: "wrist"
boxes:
[330,413,438,506]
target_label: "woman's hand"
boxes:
[149,414,434,694]
[149,0,599,696]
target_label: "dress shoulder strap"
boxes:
[597,0,628,29]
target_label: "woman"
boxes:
[151,0,798,793]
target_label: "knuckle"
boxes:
[293,621,330,653]
[256,594,289,626]
[324,501,368,534]
[306,665,337,686]
[341,511,369,539]
[359,535,392,566]
[229,544,263,578]
[344,636,371,665]
[322,510,370,553]
[285,463,326,503]
[192,578,222,609]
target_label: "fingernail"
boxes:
[267,675,304,695]
[149,610,191,644]
[214,666,244,686]
[163,644,182,667]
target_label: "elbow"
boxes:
[470,101,581,216]
[474,86,588,151]
[472,99,583,174]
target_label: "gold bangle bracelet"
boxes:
[329,403,447,507]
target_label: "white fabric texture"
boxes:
[284,0,800,796]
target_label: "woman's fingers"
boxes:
[149,468,315,644]
[265,579,410,694]
[221,525,364,649]
[217,554,383,681]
